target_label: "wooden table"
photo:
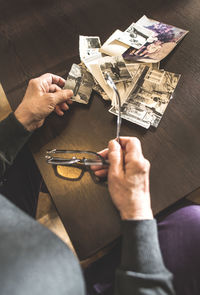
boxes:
[1,0,200,260]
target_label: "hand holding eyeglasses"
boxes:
[93,137,153,220]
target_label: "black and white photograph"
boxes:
[64,63,94,104]
[117,23,154,49]
[109,66,180,128]
[99,56,132,83]
[79,36,102,63]
[109,104,153,129]
[93,82,110,100]
[86,37,101,49]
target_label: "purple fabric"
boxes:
[158,204,200,295]
[85,204,200,295]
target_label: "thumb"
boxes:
[108,139,123,178]
[51,89,73,105]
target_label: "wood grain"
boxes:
[0,0,200,259]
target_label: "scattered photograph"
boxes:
[79,36,102,63]
[64,64,94,104]
[100,30,130,56]
[99,56,132,83]
[109,66,180,128]
[123,15,188,62]
[117,23,154,49]
[93,82,110,101]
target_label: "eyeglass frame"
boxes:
[46,149,109,185]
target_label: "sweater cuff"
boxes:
[121,219,166,274]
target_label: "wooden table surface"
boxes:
[1,0,200,260]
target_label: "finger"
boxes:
[108,139,123,177]
[97,148,108,159]
[91,148,109,171]
[50,74,66,88]
[116,137,143,157]
[49,84,62,93]
[54,105,64,116]
[38,73,66,88]
[66,99,73,105]
[91,163,108,171]
[59,102,69,111]
[52,89,73,105]
[94,169,108,178]
[124,137,143,163]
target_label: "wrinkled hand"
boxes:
[15,73,73,131]
[93,137,153,220]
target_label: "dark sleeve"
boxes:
[0,194,86,294]
[115,219,175,295]
[0,112,32,180]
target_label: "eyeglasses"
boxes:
[46,74,121,184]
[46,149,109,184]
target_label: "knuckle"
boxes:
[47,93,54,100]
[109,171,119,182]
[28,78,36,86]
[135,158,150,173]
[131,137,141,147]
[144,159,150,170]
[127,137,142,153]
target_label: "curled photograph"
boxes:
[64,64,94,104]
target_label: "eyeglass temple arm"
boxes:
[46,149,71,154]
[104,72,121,142]
[45,155,109,166]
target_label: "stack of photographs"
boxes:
[109,65,180,128]
[64,15,188,129]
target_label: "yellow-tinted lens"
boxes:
[56,165,82,179]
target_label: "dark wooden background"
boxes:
[1,0,200,260]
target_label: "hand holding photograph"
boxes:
[64,64,95,104]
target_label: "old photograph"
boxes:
[93,82,110,100]
[123,15,188,62]
[109,104,152,129]
[64,63,94,104]
[117,23,154,49]
[86,37,101,49]
[100,29,130,56]
[109,67,180,128]
[99,56,132,83]
[79,35,102,64]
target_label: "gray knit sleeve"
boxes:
[115,219,175,295]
